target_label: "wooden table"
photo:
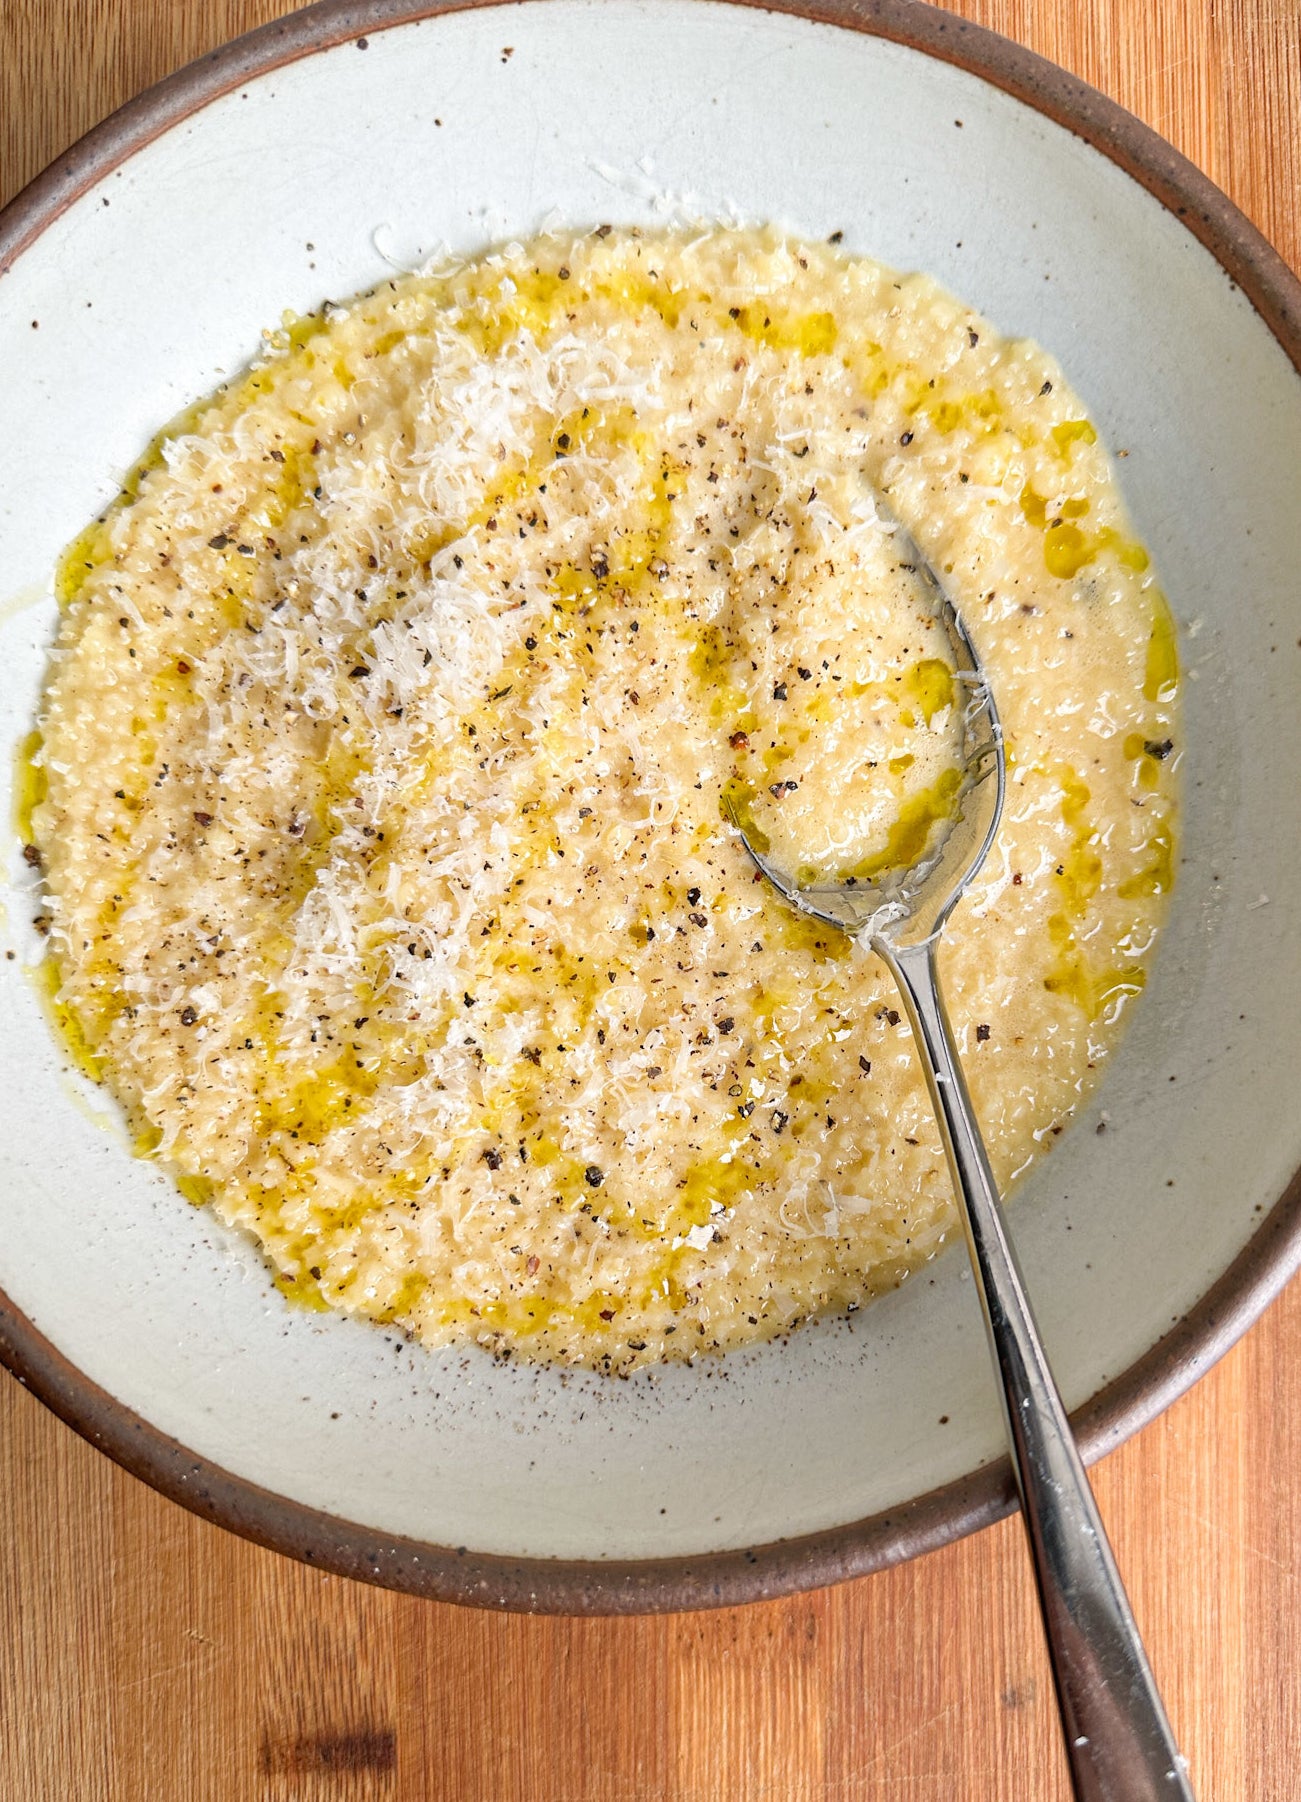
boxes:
[2,2,1298,1795]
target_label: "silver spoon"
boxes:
[726,520,1194,1802]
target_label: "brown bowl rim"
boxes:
[2,0,1299,1614]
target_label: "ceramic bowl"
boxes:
[1,0,1298,1611]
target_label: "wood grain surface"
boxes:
[1,2,1298,1797]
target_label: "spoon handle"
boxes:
[876,933,1194,1802]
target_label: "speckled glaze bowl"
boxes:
[1,0,1298,1611]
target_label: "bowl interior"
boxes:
[1,0,1299,1584]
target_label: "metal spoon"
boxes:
[726,520,1194,1802]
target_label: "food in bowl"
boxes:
[26,226,1179,1373]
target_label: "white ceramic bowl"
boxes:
[1,0,1298,1610]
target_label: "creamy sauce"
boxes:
[29,228,1179,1372]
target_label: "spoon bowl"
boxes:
[727,508,1006,949]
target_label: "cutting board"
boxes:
[1,2,1298,1796]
